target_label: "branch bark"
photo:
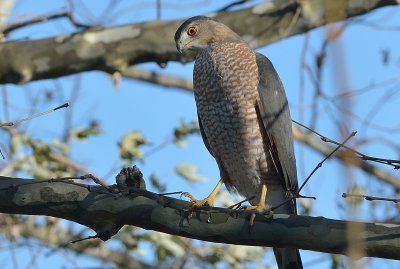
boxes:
[0,0,398,84]
[0,175,399,260]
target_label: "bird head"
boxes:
[174,16,243,54]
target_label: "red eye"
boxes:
[187,26,197,36]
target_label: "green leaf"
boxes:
[175,163,207,183]
[10,132,29,155]
[70,121,101,141]
[118,131,148,165]
[173,118,200,148]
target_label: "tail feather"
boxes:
[273,247,303,269]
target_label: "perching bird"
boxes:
[175,16,302,269]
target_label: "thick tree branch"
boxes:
[0,0,398,84]
[0,175,399,260]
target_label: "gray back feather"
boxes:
[255,53,298,210]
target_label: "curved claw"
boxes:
[243,204,266,225]
[244,184,268,225]
[182,179,223,208]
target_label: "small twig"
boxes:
[0,177,87,191]
[298,131,357,193]
[342,193,400,203]
[0,103,69,127]
[280,4,301,39]
[297,194,316,200]
[121,68,193,93]
[2,12,69,35]
[217,0,250,12]
[228,196,255,210]
[0,174,112,193]
[69,235,98,244]
[81,174,112,192]
[158,191,183,196]
[1,10,90,36]
[292,119,400,169]
[267,131,357,213]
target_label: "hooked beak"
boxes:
[176,40,185,54]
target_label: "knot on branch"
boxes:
[116,166,146,190]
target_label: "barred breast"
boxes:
[194,42,279,202]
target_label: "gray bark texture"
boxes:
[0,175,399,260]
[0,0,398,84]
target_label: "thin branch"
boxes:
[298,131,357,193]
[0,103,69,127]
[292,126,400,191]
[268,131,356,213]
[292,119,400,169]
[217,0,252,12]
[1,10,90,37]
[121,68,193,92]
[350,17,400,31]
[342,193,400,203]
[80,173,112,192]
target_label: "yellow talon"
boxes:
[183,179,223,207]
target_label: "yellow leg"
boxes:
[245,184,268,225]
[182,179,223,207]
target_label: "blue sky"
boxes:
[1,1,400,268]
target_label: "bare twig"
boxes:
[0,177,87,191]
[81,173,112,192]
[70,235,98,244]
[267,131,357,213]
[217,0,251,12]
[342,193,400,203]
[0,103,69,127]
[293,126,400,191]
[350,17,400,31]
[299,131,357,193]
[1,10,90,37]
[158,191,183,196]
[228,196,255,210]
[0,174,111,193]
[292,120,400,169]
[121,68,193,92]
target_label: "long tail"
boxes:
[273,247,303,269]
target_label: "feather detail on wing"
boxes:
[255,52,298,213]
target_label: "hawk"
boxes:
[175,16,302,269]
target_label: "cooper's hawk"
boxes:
[175,16,302,269]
